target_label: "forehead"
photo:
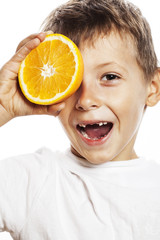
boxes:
[79,31,139,71]
[80,28,136,49]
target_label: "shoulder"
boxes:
[0,147,60,195]
[139,157,160,187]
[144,157,160,170]
[0,147,63,234]
[0,147,68,192]
[0,147,65,207]
[0,147,60,174]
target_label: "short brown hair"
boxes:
[42,0,158,81]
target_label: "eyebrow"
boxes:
[95,62,128,74]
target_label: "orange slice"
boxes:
[18,34,84,105]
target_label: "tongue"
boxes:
[85,124,112,139]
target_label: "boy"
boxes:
[0,0,160,239]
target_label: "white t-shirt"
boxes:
[0,147,160,240]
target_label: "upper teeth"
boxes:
[79,122,108,128]
[79,124,86,128]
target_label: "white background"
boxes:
[0,0,160,239]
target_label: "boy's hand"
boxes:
[0,32,65,126]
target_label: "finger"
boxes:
[16,31,53,52]
[1,36,44,81]
[5,37,42,76]
[31,102,65,116]
[47,102,65,116]
[16,33,39,52]
[16,32,46,52]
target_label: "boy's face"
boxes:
[59,31,149,164]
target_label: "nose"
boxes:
[75,81,102,111]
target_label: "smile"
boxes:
[76,121,113,146]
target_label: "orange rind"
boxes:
[18,34,84,105]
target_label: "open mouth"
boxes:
[76,121,113,141]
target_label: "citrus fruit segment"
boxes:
[18,34,84,105]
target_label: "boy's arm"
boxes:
[0,32,65,127]
[0,33,65,235]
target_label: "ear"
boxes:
[146,68,160,107]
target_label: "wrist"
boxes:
[0,105,13,127]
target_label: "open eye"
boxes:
[101,73,120,82]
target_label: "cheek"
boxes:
[58,97,75,129]
[116,91,145,132]
[105,83,145,121]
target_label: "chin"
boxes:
[79,149,113,164]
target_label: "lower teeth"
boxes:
[81,131,105,140]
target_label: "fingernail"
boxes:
[38,32,47,40]
[56,110,61,115]
[46,30,53,35]
[38,32,46,36]
[56,103,65,115]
